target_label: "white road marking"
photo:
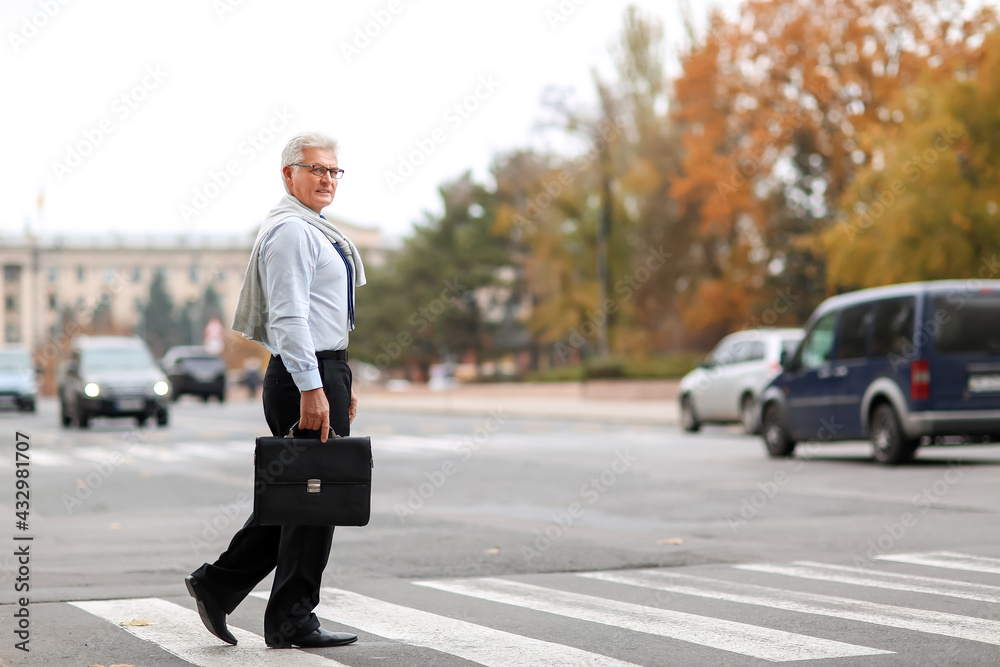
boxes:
[581,569,1000,646]
[737,561,1000,603]
[875,551,1000,575]
[416,577,890,662]
[70,597,348,666]
[22,449,76,467]
[250,587,640,666]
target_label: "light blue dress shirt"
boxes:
[257,216,350,391]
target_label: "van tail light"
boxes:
[769,361,781,374]
[911,359,930,400]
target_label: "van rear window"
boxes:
[933,294,1000,355]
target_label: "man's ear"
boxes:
[282,165,293,183]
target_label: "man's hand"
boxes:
[349,387,358,424]
[299,387,330,442]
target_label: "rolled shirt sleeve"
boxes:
[259,220,323,391]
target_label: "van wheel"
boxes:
[762,403,796,457]
[870,403,918,465]
[680,396,701,433]
[740,394,757,434]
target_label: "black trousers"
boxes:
[191,354,352,644]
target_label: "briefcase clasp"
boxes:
[307,479,321,493]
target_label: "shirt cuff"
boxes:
[291,368,323,392]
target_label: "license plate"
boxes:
[968,374,1000,393]
[116,399,145,411]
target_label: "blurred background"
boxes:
[2,0,999,392]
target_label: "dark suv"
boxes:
[58,336,170,428]
[160,346,227,402]
[759,280,1000,464]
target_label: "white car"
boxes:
[679,328,804,434]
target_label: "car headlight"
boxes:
[153,381,170,396]
[84,382,101,397]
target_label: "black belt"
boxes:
[316,349,348,361]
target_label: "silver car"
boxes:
[679,328,804,434]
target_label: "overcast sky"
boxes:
[1,0,741,243]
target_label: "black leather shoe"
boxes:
[267,627,358,649]
[185,575,238,645]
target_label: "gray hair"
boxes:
[281,131,340,191]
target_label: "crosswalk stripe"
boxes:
[70,597,347,666]
[581,569,1000,646]
[875,551,1000,574]
[416,577,890,662]
[25,449,76,466]
[736,561,1000,603]
[250,587,640,666]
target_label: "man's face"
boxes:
[283,146,339,213]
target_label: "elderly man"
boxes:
[186,131,366,649]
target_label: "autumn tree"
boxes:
[825,26,1000,286]
[670,0,998,338]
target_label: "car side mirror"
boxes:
[779,350,789,367]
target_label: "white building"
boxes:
[0,220,385,349]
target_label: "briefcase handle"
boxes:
[285,421,341,439]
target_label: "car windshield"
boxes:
[780,339,800,358]
[82,347,155,371]
[933,293,1000,355]
[0,351,30,371]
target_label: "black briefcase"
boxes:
[253,423,373,526]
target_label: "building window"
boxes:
[5,296,16,312]
[49,294,57,310]
[77,266,85,283]
[5,324,20,344]
[3,265,21,282]
[48,267,58,282]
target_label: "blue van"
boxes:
[758,280,1000,464]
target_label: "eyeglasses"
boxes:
[290,163,345,179]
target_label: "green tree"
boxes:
[139,269,181,357]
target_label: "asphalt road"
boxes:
[1,396,999,666]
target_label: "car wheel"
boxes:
[870,403,918,465]
[680,395,701,433]
[156,410,169,427]
[217,391,226,403]
[201,394,210,403]
[762,402,796,457]
[740,394,756,434]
